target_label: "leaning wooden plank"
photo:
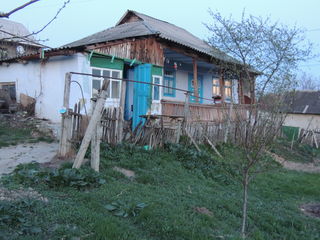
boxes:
[185,128,201,152]
[73,80,109,169]
[205,136,223,158]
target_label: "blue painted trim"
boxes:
[163,73,176,97]
[188,73,203,103]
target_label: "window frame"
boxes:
[152,75,163,102]
[224,79,232,102]
[91,67,122,100]
[212,78,221,97]
[163,70,176,97]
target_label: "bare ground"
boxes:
[0,142,59,175]
[269,152,320,173]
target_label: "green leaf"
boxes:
[104,204,117,211]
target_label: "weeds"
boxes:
[5,162,106,189]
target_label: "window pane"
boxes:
[103,70,110,78]
[92,69,100,77]
[213,79,219,86]
[153,77,160,100]
[153,86,159,100]
[225,87,231,98]
[111,81,120,98]
[112,71,120,79]
[225,80,232,87]
[92,79,101,96]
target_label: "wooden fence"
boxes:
[161,100,248,122]
[69,103,121,145]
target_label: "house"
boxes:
[0,10,254,125]
[0,18,41,100]
[283,90,320,130]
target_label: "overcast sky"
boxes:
[2,0,320,79]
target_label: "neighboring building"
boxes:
[283,91,320,130]
[0,18,41,60]
[0,10,255,124]
[0,18,41,100]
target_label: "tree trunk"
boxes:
[241,170,249,239]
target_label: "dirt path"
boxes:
[0,142,59,175]
[269,152,320,173]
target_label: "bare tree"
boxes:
[296,72,320,90]
[205,10,312,238]
[205,10,312,99]
[0,0,71,42]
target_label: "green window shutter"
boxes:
[90,56,124,70]
[152,65,163,76]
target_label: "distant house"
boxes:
[283,91,320,130]
[0,18,41,60]
[0,18,41,100]
[0,10,255,124]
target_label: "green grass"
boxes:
[0,122,54,148]
[1,143,320,240]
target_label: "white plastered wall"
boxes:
[0,53,91,123]
[284,114,320,130]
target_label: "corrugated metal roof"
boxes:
[0,18,40,47]
[284,91,320,115]
[65,10,239,64]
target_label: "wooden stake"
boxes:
[73,80,110,169]
[205,136,223,158]
[183,92,190,132]
[176,119,182,144]
[185,128,201,152]
[58,72,72,157]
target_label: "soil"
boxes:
[0,142,59,175]
[0,185,48,202]
[269,152,320,173]
[300,203,320,218]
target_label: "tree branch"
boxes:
[0,0,40,18]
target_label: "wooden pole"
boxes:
[73,80,110,169]
[176,119,182,144]
[193,58,199,103]
[91,121,102,172]
[118,79,127,143]
[58,72,72,157]
[183,92,190,132]
[90,99,101,172]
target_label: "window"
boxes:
[91,68,121,99]
[163,70,175,97]
[224,79,232,101]
[152,76,162,101]
[212,78,220,96]
[0,47,8,59]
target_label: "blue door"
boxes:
[188,73,203,103]
[132,64,152,129]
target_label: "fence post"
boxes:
[183,92,190,133]
[73,79,110,169]
[58,72,72,157]
[118,79,127,143]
